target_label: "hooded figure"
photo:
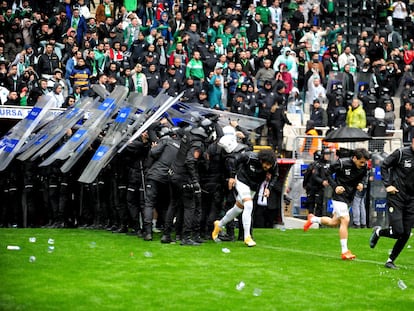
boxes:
[273,47,298,79]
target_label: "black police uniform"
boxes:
[378,145,414,263]
[143,134,180,240]
[167,126,209,245]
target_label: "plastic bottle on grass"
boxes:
[236,281,245,291]
[398,280,407,290]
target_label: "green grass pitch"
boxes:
[1,228,413,311]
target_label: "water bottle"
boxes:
[398,280,407,290]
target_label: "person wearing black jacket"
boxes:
[36,43,61,78]
[303,149,332,217]
[145,64,162,97]
[144,127,181,241]
[117,132,150,235]
[212,149,279,247]
[256,80,277,145]
[161,65,181,97]
[304,148,370,260]
[168,118,216,246]
[267,84,292,155]
[370,129,414,269]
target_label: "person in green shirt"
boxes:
[93,42,109,75]
[185,50,204,89]
[219,26,233,49]
[207,20,219,45]
[256,0,271,31]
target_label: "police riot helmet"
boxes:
[314,150,322,161]
[218,135,238,153]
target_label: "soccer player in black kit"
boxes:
[370,128,414,269]
[212,149,279,247]
[304,148,370,260]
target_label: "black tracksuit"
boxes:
[379,146,414,262]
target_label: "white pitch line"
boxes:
[260,244,413,270]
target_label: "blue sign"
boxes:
[374,166,381,180]
[327,199,333,213]
[34,134,48,145]
[98,98,115,110]
[92,145,109,161]
[374,199,387,212]
[300,164,309,177]
[300,196,307,209]
[115,107,131,123]
[4,138,19,153]
[71,129,87,142]
[26,107,42,120]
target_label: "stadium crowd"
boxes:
[1,0,414,246]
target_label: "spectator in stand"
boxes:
[36,43,61,79]
[4,90,22,106]
[256,0,272,34]
[95,0,115,25]
[367,33,385,63]
[299,24,328,56]
[255,58,275,89]
[289,4,305,30]
[247,13,263,44]
[310,98,328,130]
[346,98,367,129]
[338,46,357,75]
[50,83,65,108]
[131,63,148,96]
[384,101,396,131]
[342,63,355,95]
[275,63,293,100]
[186,50,204,89]
[273,47,298,81]
[209,74,224,110]
[69,8,87,46]
[269,0,283,36]
[320,0,336,26]
[98,16,114,41]
[306,76,327,110]
[69,57,91,97]
[390,0,408,30]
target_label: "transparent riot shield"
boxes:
[395,72,414,98]
[369,152,388,228]
[355,72,373,96]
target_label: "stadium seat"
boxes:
[350,26,361,36]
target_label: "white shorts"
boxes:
[332,200,350,218]
[235,177,255,203]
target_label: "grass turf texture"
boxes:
[1,228,413,311]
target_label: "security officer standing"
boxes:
[117,131,150,234]
[256,80,278,145]
[143,126,180,241]
[167,117,216,246]
[303,149,332,217]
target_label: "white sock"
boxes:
[311,216,321,224]
[340,239,348,253]
[242,200,254,240]
[387,258,393,263]
[220,206,243,228]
